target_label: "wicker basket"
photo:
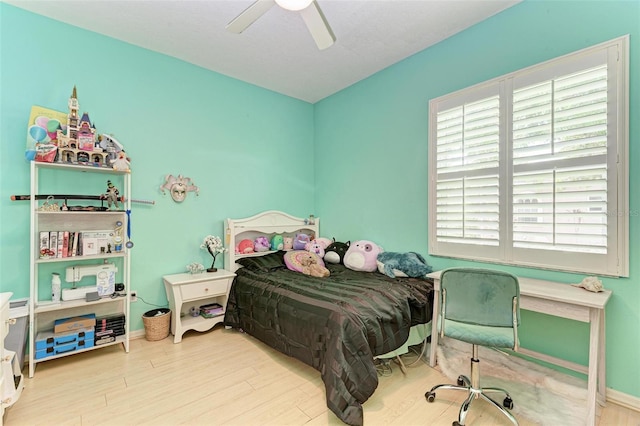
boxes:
[142,308,171,341]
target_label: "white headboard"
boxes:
[224,210,319,272]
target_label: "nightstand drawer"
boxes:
[180,279,229,300]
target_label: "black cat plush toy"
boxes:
[324,240,350,264]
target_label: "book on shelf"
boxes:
[48,231,58,258]
[77,232,83,256]
[39,231,50,258]
[69,232,77,257]
[57,231,63,258]
[62,231,69,257]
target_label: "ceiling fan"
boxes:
[226,0,336,50]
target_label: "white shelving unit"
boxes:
[28,162,131,377]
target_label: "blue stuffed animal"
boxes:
[376,251,433,278]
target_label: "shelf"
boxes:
[36,210,125,215]
[33,335,127,364]
[36,252,126,264]
[35,295,127,314]
[180,312,225,328]
[236,250,277,259]
[34,162,129,175]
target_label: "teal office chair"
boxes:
[425,268,520,426]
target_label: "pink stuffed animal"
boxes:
[254,236,270,252]
[305,241,325,258]
[343,240,382,272]
[236,239,254,254]
[283,237,293,250]
[315,237,332,249]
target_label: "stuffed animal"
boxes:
[305,241,325,258]
[292,233,311,250]
[376,251,433,278]
[324,240,350,264]
[284,250,325,272]
[299,253,330,278]
[236,239,254,254]
[111,150,130,172]
[344,240,382,272]
[254,236,271,252]
[271,234,284,251]
[283,237,293,250]
[314,237,333,249]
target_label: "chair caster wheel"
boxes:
[425,391,436,402]
[457,376,465,386]
[453,421,463,426]
[503,396,514,409]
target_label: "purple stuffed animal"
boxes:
[292,233,311,250]
[254,236,271,252]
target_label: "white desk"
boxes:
[427,271,612,426]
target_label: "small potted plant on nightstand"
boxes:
[201,235,227,272]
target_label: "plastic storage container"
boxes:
[5,298,29,371]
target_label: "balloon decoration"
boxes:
[25,114,62,161]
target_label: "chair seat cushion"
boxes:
[439,318,516,349]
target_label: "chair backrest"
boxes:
[440,268,520,329]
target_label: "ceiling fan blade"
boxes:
[226,0,276,34]
[300,1,335,50]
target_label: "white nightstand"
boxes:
[163,269,236,343]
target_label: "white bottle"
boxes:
[51,272,61,302]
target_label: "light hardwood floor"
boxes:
[5,326,639,426]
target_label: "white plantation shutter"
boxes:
[429,36,628,276]
[512,65,608,255]
[512,166,607,253]
[435,96,500,247]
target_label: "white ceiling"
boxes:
[5,0,520,103]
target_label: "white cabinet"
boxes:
[1,292,9,424]
[163,270,236,343]
[1,292,23,424]
[28,162,131,377]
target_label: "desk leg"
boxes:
[597,308,607,406]
[429,286,440,367]
[586,308,601,426]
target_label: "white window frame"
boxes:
[428,36,629,277]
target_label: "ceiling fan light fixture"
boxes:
[275,0,313,11]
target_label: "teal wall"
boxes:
[315,1,640,398]
[0,5,314,330]
[1,0,639,400]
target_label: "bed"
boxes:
[222,211,433,426]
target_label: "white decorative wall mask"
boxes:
[160,174,199,203]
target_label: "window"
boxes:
[428,36,629,277]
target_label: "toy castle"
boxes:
[56,86,122,167]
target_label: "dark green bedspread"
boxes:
[224,260,433,426]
